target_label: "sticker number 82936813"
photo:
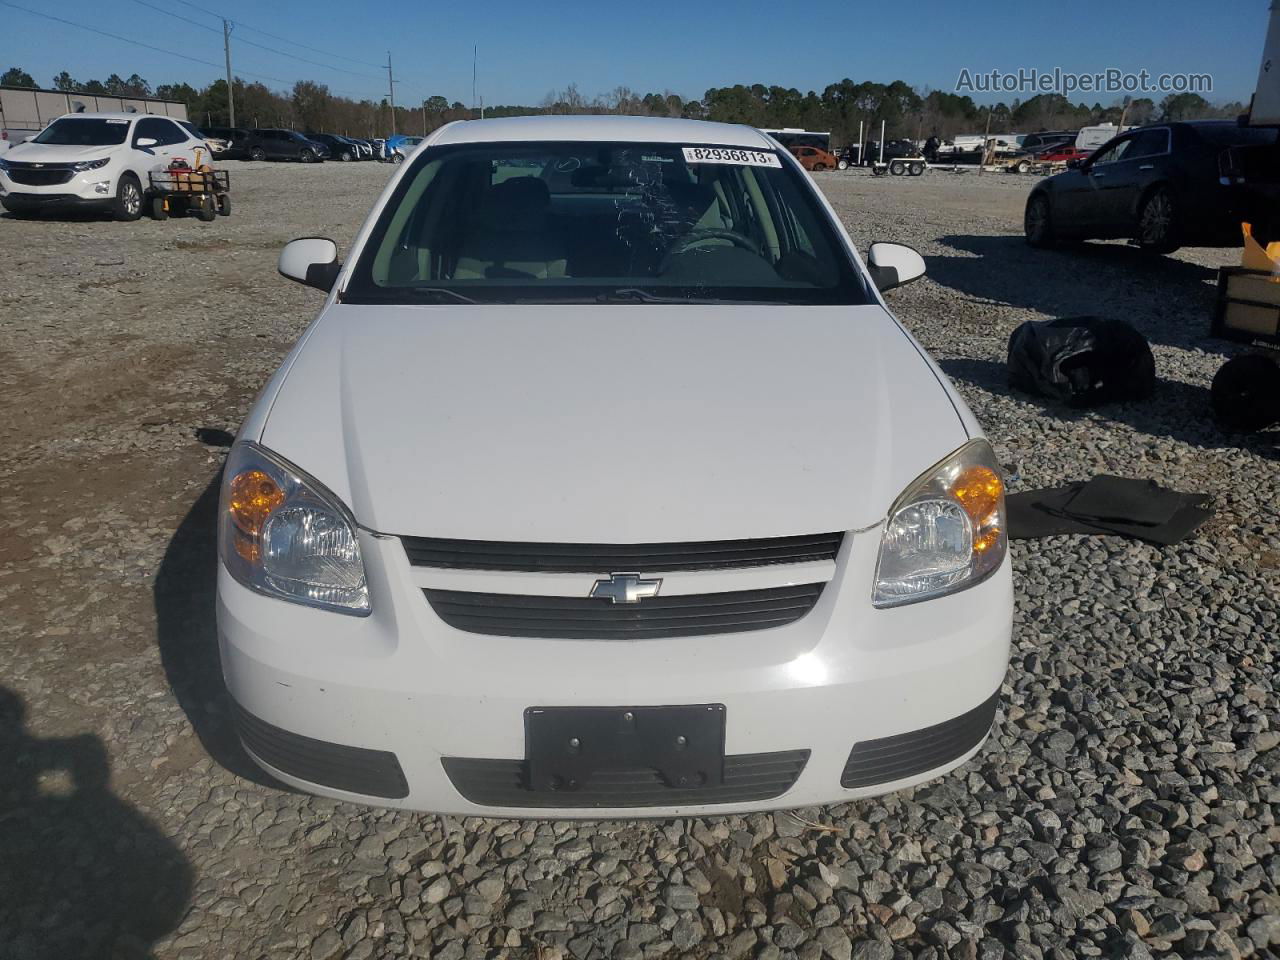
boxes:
[681,146,782,168]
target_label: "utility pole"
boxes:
[222,19,235,127]
[386,51,396,135]
[472,45,477,119]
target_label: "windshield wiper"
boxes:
[407,287,479,304]
[596,288,770,305]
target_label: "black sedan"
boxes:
[1024,121,1279,254]
[305,133,361,162]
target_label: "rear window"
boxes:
[346,139,870,306]
[33,118,130,146]
[1195,125,1279,147]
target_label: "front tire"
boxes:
[249,146,266,162]
[196,195,216,222]
[391,152,404,165]
[150,196,169,220]
[836,159,849,171]
[216,194,231,217]
[1024,193,1058,248]
[1137,187,1180,254]
[113,175,143,222]
[909,162,924,176]
[340,150,353,161]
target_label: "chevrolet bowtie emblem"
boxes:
[590,573,662,604]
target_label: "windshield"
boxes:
[346,140,870,305]
[34,118,130,146]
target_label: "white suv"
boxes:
[0,112,206,220]
[218,115,1013,816]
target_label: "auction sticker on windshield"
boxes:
[682,146,781,167]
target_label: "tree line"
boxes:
[1,66,1246,144]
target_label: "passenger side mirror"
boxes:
[135,137,158,148]
[279,237,341,292]
[1067,156,1086,170]
[867,242,926,292]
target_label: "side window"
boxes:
[1126,128,1170,159]
[1092,138,1133,165]
[133,117,168,146]
[155,121,186,146]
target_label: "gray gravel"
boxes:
[0,160,1276,960]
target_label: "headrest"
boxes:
[478,176,551,230]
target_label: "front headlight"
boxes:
[218,442,370,615]
[0,157,10,173]
[872,439,1006,607]
[71,157,110,172]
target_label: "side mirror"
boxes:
[1067,157,1086,170]
[135,137,158,148]
[867,242,926,292]
[279,237,341,292]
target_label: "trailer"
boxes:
[871,157,927,177]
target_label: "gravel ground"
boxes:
[0,160,1276,960]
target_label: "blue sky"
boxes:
[2,0,1266,108]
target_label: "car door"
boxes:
[1090,128,1172,232]
[1066,135,1137,232]
[262,131,287,159]
[131,117,190,171]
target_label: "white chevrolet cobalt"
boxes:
[217,115,1012,815]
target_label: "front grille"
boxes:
[233,702,409,799]
[5,163,75,186]
[425,582,825,639]
[402,532,844,573]
[841,689,1000,789]
[442,750,809,808]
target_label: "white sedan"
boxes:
[217,114,1013,816]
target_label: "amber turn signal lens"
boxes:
[229,469,285,538]
[950,466,1003,523]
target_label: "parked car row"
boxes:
[199,127,384,163]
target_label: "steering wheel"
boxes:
[660,228,761,272]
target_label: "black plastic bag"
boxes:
[1007,316,1155,406]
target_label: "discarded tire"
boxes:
[1211,353,1280,432]
[1008,316,1155,407]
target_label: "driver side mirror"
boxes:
[279,237,341,292]
[1067,156,1087,170]
[135,137,158,148]
[867,242,926,292]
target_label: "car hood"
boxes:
[4,142,120,163]
[259,304,969,542]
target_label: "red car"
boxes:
[1036,145,1089,164]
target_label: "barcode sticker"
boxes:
[682,146,781,167]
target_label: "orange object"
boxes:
[228,469,284,561]
[1242,223,1280,278]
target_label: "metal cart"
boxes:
[147,167,231,222]
[1208,266,1280,431]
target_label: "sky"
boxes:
[1,0,1268,110]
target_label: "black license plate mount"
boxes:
[525,704,726,793]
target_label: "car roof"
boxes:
[429,114,775,149]
[54,111,158,122]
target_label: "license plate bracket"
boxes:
[525,704,726,793]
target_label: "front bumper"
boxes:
[0,192,114,214]
[217,527,1013,816]
[0,170,119,212]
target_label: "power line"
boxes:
[159,0,384,72]
[232,34,383,80]
[127,0,221,34]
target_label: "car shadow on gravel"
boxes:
[153,474,283,787]
[938,355,1280,457]
[926,236,1222,350]
[0,685,193,959]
